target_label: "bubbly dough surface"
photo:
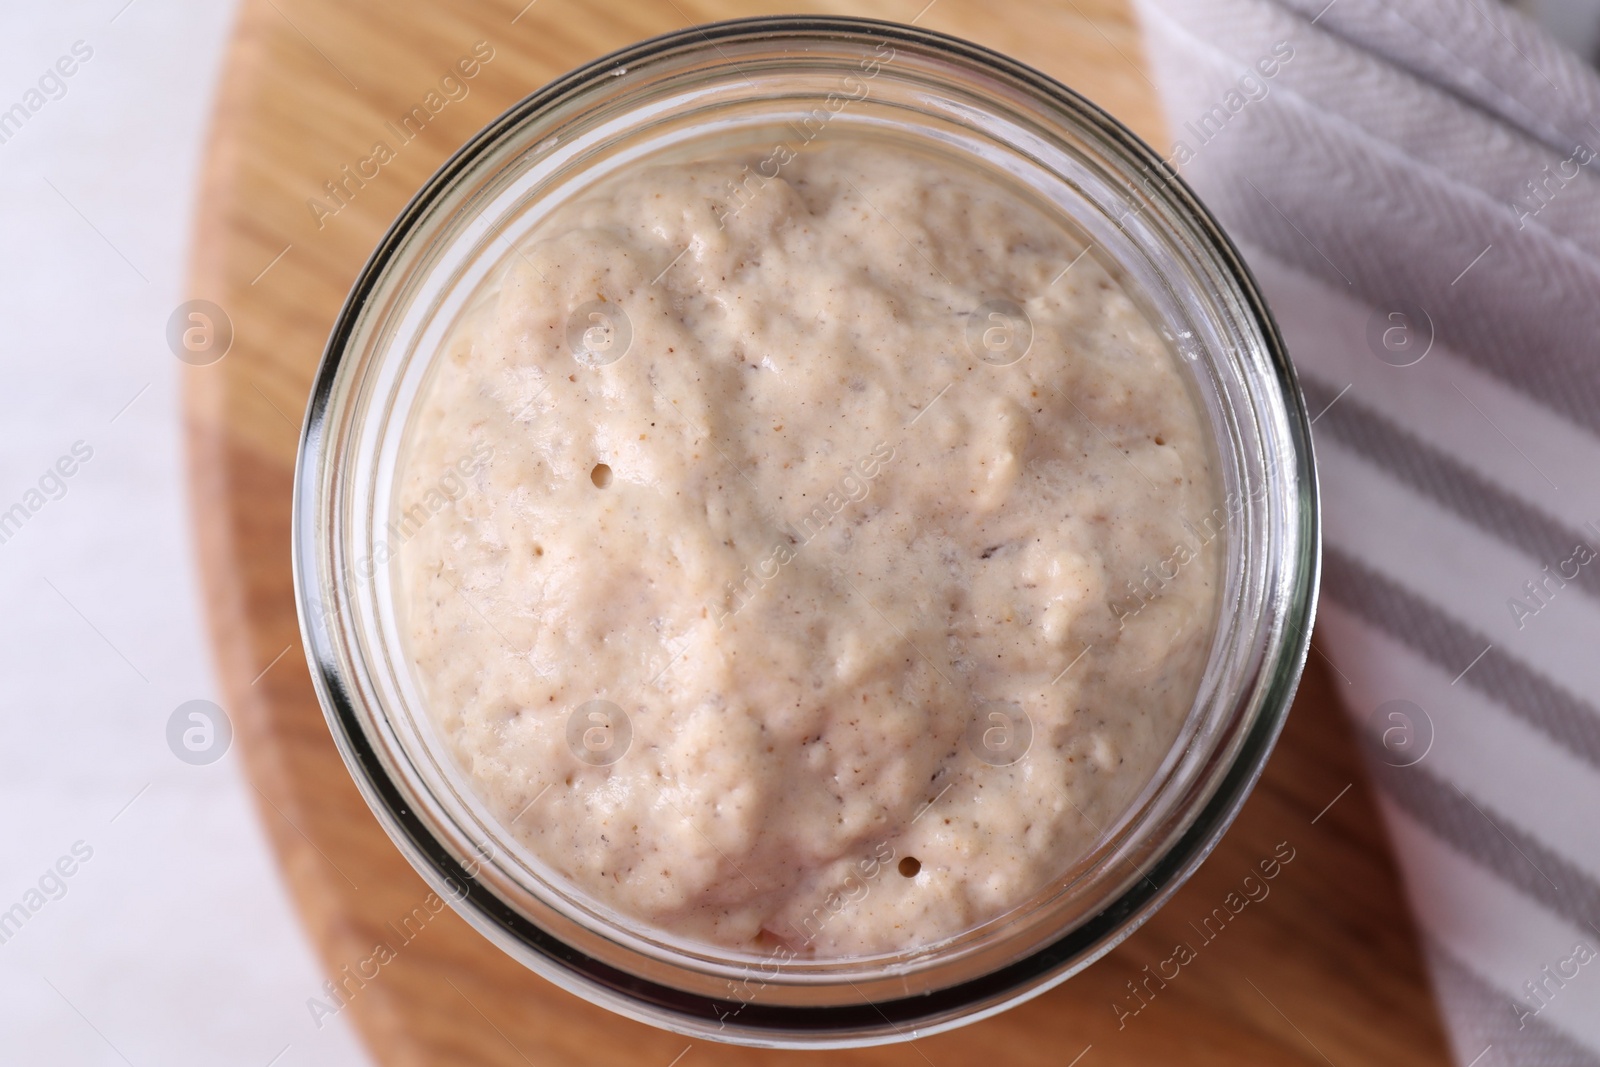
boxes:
[396,141,1220,956]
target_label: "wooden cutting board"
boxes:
[185,1,1452,1063]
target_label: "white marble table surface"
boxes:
[0,4,370,1064]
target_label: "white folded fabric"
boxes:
[1134,0,1600,1060]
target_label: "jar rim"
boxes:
[293,13,1320,1047]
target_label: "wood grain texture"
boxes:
[184,1,1452,1063]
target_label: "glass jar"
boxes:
[293,14,1319,1048]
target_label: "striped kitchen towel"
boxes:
[1132,0,1600,1060]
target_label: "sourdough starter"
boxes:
[395,141,1220,956]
